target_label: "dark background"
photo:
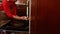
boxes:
[31,0,60,34]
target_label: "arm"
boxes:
[13,15,28,20]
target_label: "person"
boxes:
[0,0,30,30]
[2,0,29,20]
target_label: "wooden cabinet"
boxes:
[31,0,60,34]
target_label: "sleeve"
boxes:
[0,4,3,11]
[13,4,17,16]
[2,0,13,19]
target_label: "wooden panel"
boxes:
[37,0,48,34]
[47,0,60,34]
[36,0,60,34]
[31,0,37,34]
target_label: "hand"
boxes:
[20,16,28,20]
[21,16,31,20]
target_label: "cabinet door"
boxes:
[47,0,60,34]
[32,0,60,34]
[31,0,37,34]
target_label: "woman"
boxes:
[0,0,29,29]
[2,0,28,20]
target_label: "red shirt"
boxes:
[0,0,17,19]
[0,3,3,11]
